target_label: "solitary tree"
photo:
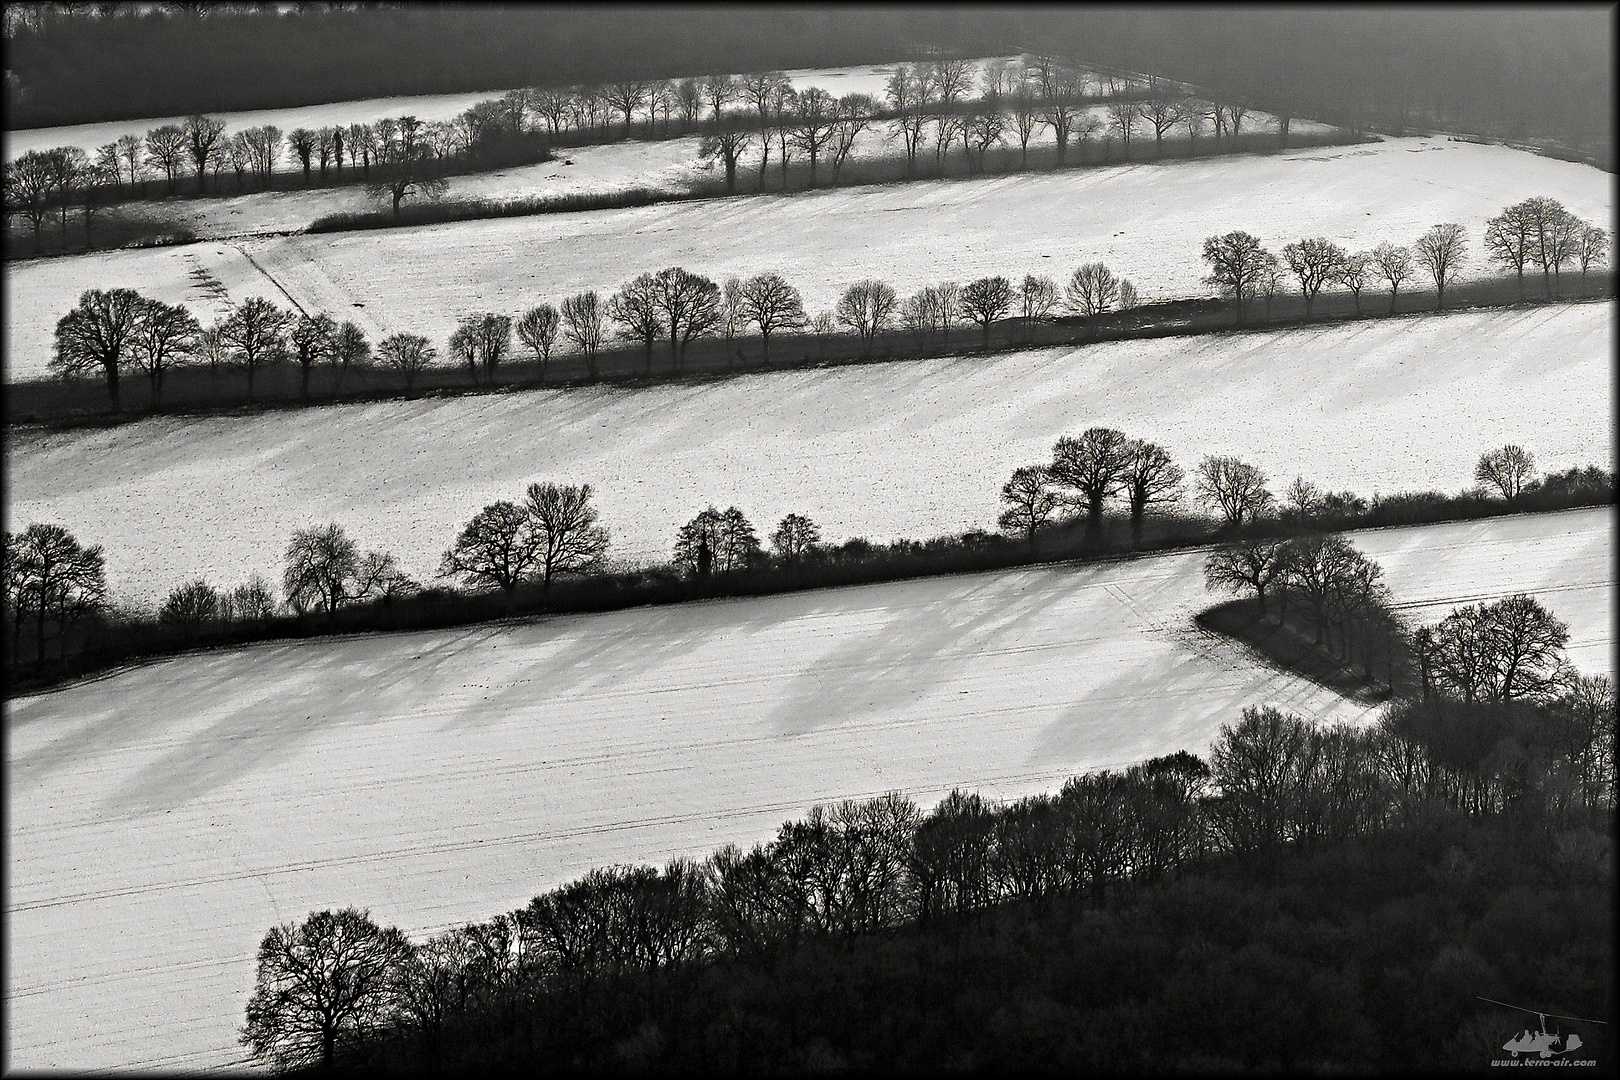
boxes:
[738,273,807,362]
[1202,231,1272,322]
[1474,445,1536,503]
[1413,223,1467,310]
[472,313,513,381]
[770,513,822,563]
[283,523,361,620]
[241,908,413,1072]
[607,275,664,373]
[51,287,146,411]
[1051,428,1131,532]
[525,482,611,589]
[959,276,1012,347]
[1484,200,1538,296]
[998,465,1061,547]
[377,332,434,389]
[1334,251,1372,315]
[1195,455,1272,528]
[1281,237,1347,319]
[1576,224,1608,281]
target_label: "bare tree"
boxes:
[738,272,807,362]
[1335,251,1372,315]
[1202,231,1272,322]
[883,65,930,176]
[50,287,145,411]
[45,146,86,246]
[329,321,369,391]
[237,125,281,186]
[128,296,199,406]
[286,127,318,184]
[675,505,758,574]
[1484,199,1538,296]
[282,523,362,620]
[115,132,144,192]
[439,501,544,595]
[516,304,560,379]
[368,115,446,218]
[473,312,513,381]
[448,319,479,384]
[1136,90,1186,157]
[1065,262,1120,318]
[1195,455,1273,528]
[289,312,336,400]
[1205,538,1292,618]
[6,149,56,252]
[1117,278,1139,310]
[791,87,839,187]
[701,73,739,121]
[770,513,821,564]
[835,279,897,355]
[144,123,187,194]
[1371,242,1413,312]
[1413,222,1467,310]
[1281,237,1348,319]
[959,275,1012,347]
[217,296,292,401]
[827,93,873,183]
[675,77,703,131]
[1426,594,1570,703]
[699,123,752,194]
[1577,224,1608,281]
[1474,444,1536,502]
[525,481,610,589]
[607,273,665,373]
[1051,427,1131,531]
[1121,438,1183,541]
[377,332,435,389]
[159,578,220,643]
[5,523,108,666]
[241,908,413,1072]
[1033,57,1088,164]
[998,464,1061,547]
[1018,274,1058,339]
[561,291,604,377]
[605,79,649,138]
[652,267,721,370]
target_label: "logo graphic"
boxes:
[1479,997,1606,1068]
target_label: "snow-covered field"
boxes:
[5,506,1611,1071]
[3,59,1013,162]
[5,137,1609,381]
[7,303,1610,608]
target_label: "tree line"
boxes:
[7,432,1610,684]
[7,6,1607,163]
[50,192,1608,414]
[4,100,548,253]
[235,631,1613,1071]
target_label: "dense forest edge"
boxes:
[237,667,1616,1073]
[5,5,1611,170]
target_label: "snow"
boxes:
[5,506,1611,1071]
[5,137,1611,381]
[5,303,1611,609]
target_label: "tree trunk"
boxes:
[104,361,121,412]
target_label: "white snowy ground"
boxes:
[5,506,1612,1072]
[6,303,1612,609]
[4,137,1609,381]
[2,60,971,161]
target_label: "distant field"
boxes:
[5,137,1610,381]
[5,506,1611,1071]
[6,304,1610,607]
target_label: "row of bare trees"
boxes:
[243,659,1614,1071]
[1202,205,1608,325]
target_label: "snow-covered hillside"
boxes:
[6,137,1610,381]
[5,507,1611,1071]
[6,303,1611,607]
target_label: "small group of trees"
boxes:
[2,523,107,665]
[1483,196,1608,298]
[1203,223,1474,321]
[998,429,1191,546]
[672,507,824,576]
[439,482,609,598]
[51,288,373,408]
